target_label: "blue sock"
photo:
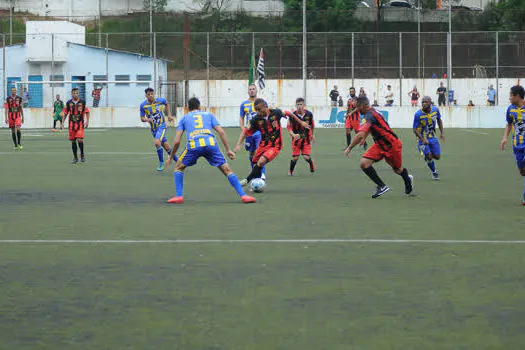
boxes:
[426,160,436,173]
[523,177,525,199]
[228,173,246,197]
[174,171,184,197]
[261,165,266,177]
[156,146,164,163]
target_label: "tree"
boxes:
[143,0,168,12]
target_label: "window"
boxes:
[93,75,108,87]
[115,75,130,86]
[136,74,152,85]
[50,74,64,87]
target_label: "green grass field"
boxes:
[1,127,525,350]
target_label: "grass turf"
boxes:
[0,127,524,349]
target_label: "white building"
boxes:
[0,21,167,108]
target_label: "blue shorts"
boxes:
[418,138,441,157]
[180,145,226,167]
[245,131,262,153]
[151,127,168,143]
[513,145,525,169]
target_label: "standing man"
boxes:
[384,85,394,106]
[287,97,315,176]
[62,88,90,164]
[487,84,496,106]
[52,94,64,132]
[92,85,102,108]
[329,86,339,107]
[239,83,266,180]
[436,81,447,107]
[4,87,24,150]
[500,85,525,205]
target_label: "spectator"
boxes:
[408,86,420,107]
[384,85,394,106]
[372,100,379,107]
[329,85,339,107]
[468,100,475,107]
[359,87,367,98]
[436,81,447,106]
[431,73,437,78]
[338,95,343,107]
[92,85,103,108]
[487,84,496,106]
[22,88,30,108]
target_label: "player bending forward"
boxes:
[234,98,310,186]
[413,96,445,180]
[345,96,413,198]
[62,88,90,164]
[287,97,316,175]
[165,98,256,204]
[500,85,525,205]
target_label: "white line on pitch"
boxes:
[1,239,525,244]
[460,129,489,135]
[0,151,152,155]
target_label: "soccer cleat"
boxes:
[81,156,86,163]
[309,160,316,173]
[288,170,294,176]
[52,128,56,132]
[372,185,390,198]
[18,145,23,150]
[13,146,19,151]
[167,196,184,204]
[432,171,440,181]
[157,162,165,172]
[241,195,257,203]
[71,158,78,164]
[405,175,414,195]
[521,194,525,206]
[261,173,266,181]
[240,179,249,187]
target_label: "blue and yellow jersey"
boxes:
[506,104,525,147]
[140,97,168,131]
[240,99,256,126]
[413,106,441,140]
[178,110,219,149]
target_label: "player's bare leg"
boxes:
[162,141,174,158]
[241,156,268,186]
[77,138,85,162]
[360,157,390,198]
[289,155,299,176]
[303,154,315,173]
[393,165,414,195]
[218,163,256,203]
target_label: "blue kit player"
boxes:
[500,85,525,206]
[140,88,175,171]
[165,97,256,204]
[413,96,445,180]
[239,84,266,180]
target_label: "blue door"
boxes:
[7,77,21,94]
[28,75,43,108]
[72,76,86,100]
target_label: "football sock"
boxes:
[426,159,436,173]
[228,173,246,197]
[53,120,57,129]
[363,141,368,149]
[16,130,21,145]
[174,171,184,197]
[246,165,262,182]
[305,158,314,170]
[156,145,164,163]
[72,142,78,159]
[290,160,298,172]
[346,134,352,147]
[79,141,84,156]
[399,168,412,186]
[362,166,386,187]
[11,131,17,146]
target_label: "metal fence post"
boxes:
[51,34,54,107]
[3,33,6,103]
[399,32,403,106]
[206,32,210,108]
[153,32,157,93]
[105,33,109,107]
[351,32,354,87]
[302,0,307,101]
[495,31,499,105]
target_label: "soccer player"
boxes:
[239,83,266,180]
[500,85,525,205]
[52,94,64,132]
[165,97,256,204]
[345,96,413,198]
[287,97,315,175]
[413,96,445,180]
[4,87,24,150]
[140,87,175,171]
[62,88,90,164]
[345,87,367,150]
[234,98,310,185]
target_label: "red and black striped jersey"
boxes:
[359,108,399,150]
[289,109,314,144]
[63,99,90,131]
[244,108,286,148]
[4,95,23,120]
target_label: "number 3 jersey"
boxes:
[178,111,219,149]
[140,97,168,131]
[506,104,525,147]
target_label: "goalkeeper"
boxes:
[52,94,64,132]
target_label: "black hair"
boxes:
[510,85,525,99]
[356,96,369,107]
[295,97,305,104]
[254,98,267,107]
[144,87,154,94]
[71,87,79,92]
[349,87,355,91]
[188,97,201,111]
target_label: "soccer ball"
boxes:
[250,178,266,193]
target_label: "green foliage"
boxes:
[143,0,168,12]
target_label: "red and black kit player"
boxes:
[345,87,367,150]
[4,87,24,150]
[234,98,310,186]
[345,96,413,198]
[62,88,90,164]
[287,97,315,175]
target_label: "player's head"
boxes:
[254,98,268,117]
[295,97,305,113]
[387,85,391,90]
[71,88,79,99]
[356,96,370,113]
[10,87,16,96]
[145,87,155,101]
[421,96,432,111]
[56,94,60,100]
[188,97,200,111]
[349,87,356,97]
[248,84,257,98]
[509,85,525,105]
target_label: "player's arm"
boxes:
[436,110,445,142]
[166,129,183,167]
[165,102,174,122]
[501,110,513,150]
[61,106,69,124]
[214,125,236,160]
[412,116,425,144]
[239,104,245,130]
[287,119,300,140]
[84,108,90,128]
[345,130,368,158]
[4,101,8,124]
[284,110,310,129]
[140,105,152,123]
